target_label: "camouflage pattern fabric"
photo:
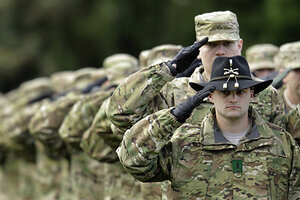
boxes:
[103,162,142,200]
[29,91,81,159]
[286,104,300,145]
[59,89,114,200]
[140,182,163,200]
[81,98,120,162]
[34,141,72,200]
[69,152,105,200]
[107,62,286,135]
[59,89,113,153]
[194,11,239,42]
[81,99,161,200]
[28,92,82,200]
[0,99,52,200]
[246,43,278,71]
[117,107,300,199]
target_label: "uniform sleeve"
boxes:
[29,93,80,159]
[285,104,300,145]
[287,132,300,199]
[80,99,120,163]
[254,85,286,129]
[106,63,175,135]
[117,108,182,182]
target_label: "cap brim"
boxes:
[190,79,273,94]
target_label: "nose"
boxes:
[215,45,226,56]
[229,91,238,103]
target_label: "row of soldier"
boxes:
[0,10,299,199]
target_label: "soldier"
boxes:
[58,53,140,200]
[275,41,300,144]
[117,55,300,199]
[106,10,285,143]
[0,77,54,200]
[246,43,279,79]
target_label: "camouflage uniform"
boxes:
[59,89,114,200]
[106,11,287,199]
[59,54,141,200]
[28,69,104,200]
[117,106,300,199]
[0,77,53,200]
[275,41,300,144]
[106,11,285,137]
[106,61,285,136]
[81,97,142,200]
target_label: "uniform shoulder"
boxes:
[266,121,283,131]
[171,122,203,145]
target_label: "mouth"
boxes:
[226,105,240,109]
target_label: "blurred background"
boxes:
[1,0,299,93]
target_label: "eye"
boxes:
[207,42,217,48]
[221,91,230,96]
[236,90,245,95]
[223,41,233,46]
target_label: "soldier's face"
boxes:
[198,39,243,78]
[283,68,300,98]
[209,88,253,121]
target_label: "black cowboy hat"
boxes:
[189,55,273,94]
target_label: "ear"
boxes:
[208,93,214,103]
[250,89,254,98]
[237,39,243,54]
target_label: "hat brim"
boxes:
[190,78,273,94]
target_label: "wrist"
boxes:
[166,61,177,76]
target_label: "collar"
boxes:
[200,107,274,151]
[283,89,297,111]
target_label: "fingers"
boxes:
[192,37,209,51]
[207,85,216,93]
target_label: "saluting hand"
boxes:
[167,37,208,76]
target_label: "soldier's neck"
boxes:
[203,71,210,82]
[285,88,300,106]
[216,113,250,134]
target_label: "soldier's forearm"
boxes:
[117,108,181,181]
[106,63,174,130]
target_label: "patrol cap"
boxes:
[147,44,183,66]
[138,49,151,68]
[105,54,139,85]
[18,77,53,102]
[50,71,76,92]
[275,41,300,70]
[246,44,278,71]
[73,67,99,90]
[190,56,272,94]
[195,11,240,42]
[103,53,138,69]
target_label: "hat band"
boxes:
[210,75,252,81]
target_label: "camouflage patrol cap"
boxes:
[246,44,278,71]
[73,67,101,90]
[195,11,240,42]
[147,44,183,66]
[16,77,53,108]
[103,53,138,69]
[104,54,139,85]
[50,71,76,92]
[138,49,151,68]
[275,41,300,70]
